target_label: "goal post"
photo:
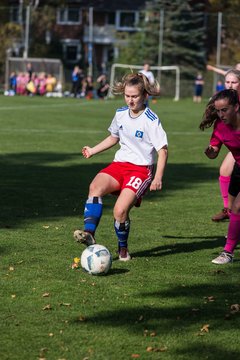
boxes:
[108,63,180,101]
[5,56,64,91]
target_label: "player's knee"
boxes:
[113,205,127,221]
[88,181,103,196]
[231,199,240,214]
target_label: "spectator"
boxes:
[139,63,156,106]
[71,66,84,97]
[216,80,225,92]
[26,62,33,81]
[139,63,155,85]
[81,75,94,99]
[9,72,17,93]
[46,73,57,93]
[96,74,109,99]
[193,72,204,103]
[37,72,47,96]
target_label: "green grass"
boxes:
[0,95,239,360]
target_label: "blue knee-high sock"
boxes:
[84,197,103,235]
[114,219,130,249]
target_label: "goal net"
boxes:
[108,63,180,101]
[5,57,64,91]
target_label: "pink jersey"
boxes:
[210,118,240,165]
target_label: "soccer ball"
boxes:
[81,244,112,275]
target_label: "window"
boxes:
[116,11,139,31]
[106,12,115,25]
[61,40,82,63]
[10,6,26,23]
[57,8,81,25]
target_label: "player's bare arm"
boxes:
[204,145,219,159]
[150,145,168,191]
[82,135,119,158]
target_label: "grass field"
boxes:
[0,95,240,360]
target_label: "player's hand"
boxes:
[150,179,162,191]
[82,146,93,158]
[206,64,212,70]
[204,145,219,159]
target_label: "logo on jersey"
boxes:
[135,130,143,138]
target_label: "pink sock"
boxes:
[219,176,230,208]
[224,213,240,254]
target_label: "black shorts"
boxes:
[229,162,240,197]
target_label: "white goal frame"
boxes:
[108,63,180,101]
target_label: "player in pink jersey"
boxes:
[200,88,240,264]
[73,73,168,261]
[206,66,240,221]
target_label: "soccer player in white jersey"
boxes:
[74,73,168,261]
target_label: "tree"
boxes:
[29,5,62,59]
[117,0,207,78]
[145,0,207,77]
[0,22,22,83]
[207,0,240,65]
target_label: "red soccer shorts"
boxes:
[99,161,153,198]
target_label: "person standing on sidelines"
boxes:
[200,89,240,264]
[193,72,204,103]
[139,63,156,106]
[139,63,155,85]
[73,72,168,261]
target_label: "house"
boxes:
[54,0,148,74]
[8,0,148,75]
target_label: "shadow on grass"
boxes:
[71,281,240,359]
[0,151,219,227]
[132,236,225,258]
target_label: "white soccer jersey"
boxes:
[108,106,168,165]
[139,70,155,84]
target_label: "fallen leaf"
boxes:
[78,315,86,322]
[230,304,240,313]
[205,296,215,302]
[150,332,157,337]
[131,354,140,358]
[146,346,167,352]
[59,302,71,307]
[42,293,50,297]
[42,304,52,311]
[201,324,210,333]
[48,333,54,337]
[11,294,16,299]
[159,347,168,352]
[43,225,50,229]
[71,262,80,269]
[9,266,14,271]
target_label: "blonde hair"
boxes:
[111,73,160,96]
[225,68,240,81]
